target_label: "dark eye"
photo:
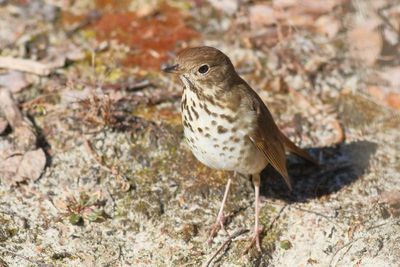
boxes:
[198,64,209,74]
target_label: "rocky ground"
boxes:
[0,0,399,266]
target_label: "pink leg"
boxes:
[245,173,263,252]
[208,178,232,243]
[253,173,262,251]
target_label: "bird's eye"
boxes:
[198,64,209,74]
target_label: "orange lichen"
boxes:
[90,3,199,70]
[61,1,199,70]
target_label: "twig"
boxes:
[0,57,63,76]
[366,220,398,231]
[101,80,152,92]
[329,237,362,267]
[266,204,288,232]
[334,242,354,267]
[292,206,345,231]
[124,80,152,91]
[203,228,248,267]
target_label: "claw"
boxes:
[208,212,230,244]
[207,178,232,244]
[244,226,264,253]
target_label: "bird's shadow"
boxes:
[260,140,378,202]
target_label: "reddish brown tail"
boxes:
[281,133,318,165]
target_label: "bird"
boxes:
[163,46,316,251]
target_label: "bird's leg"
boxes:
[245,173,263,252]
[208,177,232,244]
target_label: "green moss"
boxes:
[133,167,157,185]
[280,240,293,250]
[7,228,18,237]
[0,228,10,242]
[134,200,151,218]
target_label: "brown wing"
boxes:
[247,94,292,190]
[281,133,318,165]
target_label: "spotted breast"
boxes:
[180,81,268,175]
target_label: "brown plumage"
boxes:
[245,83,317,190]
[164,46,317,252]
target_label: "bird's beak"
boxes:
[162,64,180,74]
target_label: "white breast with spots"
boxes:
[181,88,268,175]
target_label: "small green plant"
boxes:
[61,191,107,225]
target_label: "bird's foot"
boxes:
[243,226,264,254]
[207,213,230,244]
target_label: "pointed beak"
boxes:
[162,64,180,74]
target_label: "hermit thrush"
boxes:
[164,46,316,251]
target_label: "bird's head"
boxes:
[163,46,237,90]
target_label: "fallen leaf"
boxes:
[348,26,382,66]
[379,190,400,205]
[208,0,239,15]
[0,71,32,93]
[282,13,316,28]
[383,27,398,46]
[370,0,390,9]
[129,0,160,17]
[367,86,386,101]
[379,67,400,89]
[273,0,343,15]
[0,155,23,184]
[16,148,46,181]
[379,190,400,217]
[249,4,279,27]
[0,88,37,151]
[386,92,400,110]
[13,124,37,152]
[0,13,25,49]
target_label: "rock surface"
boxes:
[0,0,399,266]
